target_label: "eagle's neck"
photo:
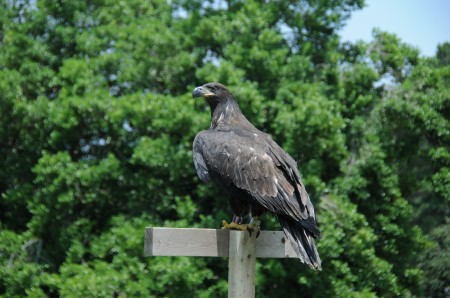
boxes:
[209,97,252,130]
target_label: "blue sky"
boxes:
[339,0,450,56]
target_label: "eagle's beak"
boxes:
[192,86,214,98]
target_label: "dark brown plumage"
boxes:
[192,82,321,269]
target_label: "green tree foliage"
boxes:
[436,42,450,66]
[1,0,448,297]
[419,222,450,297]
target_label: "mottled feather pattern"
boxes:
[194,129,318,231]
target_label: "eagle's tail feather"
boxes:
[278,216,322,270]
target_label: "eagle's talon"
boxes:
[222,220,256,232]
[222,220,245,230]
[246,224,261,238]
[222,215,261,236]
[221,220,229,229]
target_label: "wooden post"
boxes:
[145,227,296,297]
[228,231,256,298]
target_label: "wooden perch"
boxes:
[145,227,298,297]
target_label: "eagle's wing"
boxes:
[193,129,318,235]
[193,145,211,183]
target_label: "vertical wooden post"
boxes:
[228,231,256,298]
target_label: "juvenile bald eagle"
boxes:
[192,82,321,269]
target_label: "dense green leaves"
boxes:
[1,0,448,297]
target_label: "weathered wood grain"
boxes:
[228,231,256,298]
[144,227,296,258]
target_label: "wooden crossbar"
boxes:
[144,227,296,258]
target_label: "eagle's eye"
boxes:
[210,86,217,92]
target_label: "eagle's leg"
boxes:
[233,215,242,224]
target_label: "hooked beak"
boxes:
[192,86,214,98]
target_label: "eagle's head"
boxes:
[192,82,249,129]
[192,82,233,108]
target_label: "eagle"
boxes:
[192,82,321,269]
